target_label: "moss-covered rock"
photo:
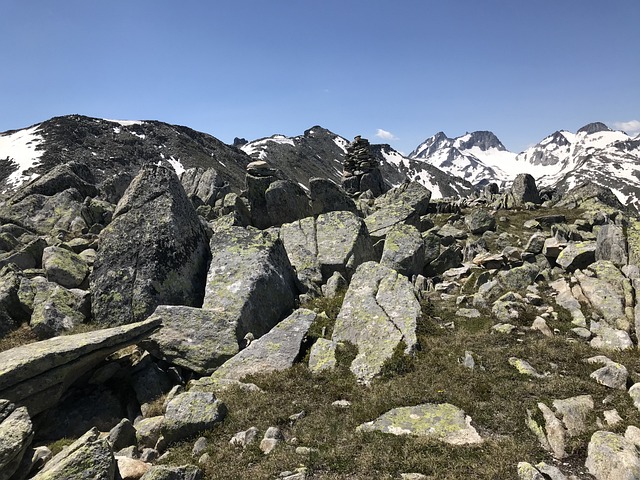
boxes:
[42,246,88,289]
[162,391,227,444]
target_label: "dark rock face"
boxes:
[180,167,230,207]
[554,182,625,211]
[510,173,541,206]
[265,180,311,226]
[91,163,210,326]
[577,122,611,134]
[309,178,358,216]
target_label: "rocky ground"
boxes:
[1,155,640,480]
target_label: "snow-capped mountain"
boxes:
[242,127,473,198]
[409,123,640,210]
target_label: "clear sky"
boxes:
[1,0,639,154]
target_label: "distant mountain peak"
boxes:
[454,131,506,152]
[577,122,611,135]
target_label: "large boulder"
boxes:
[180,167,229,206]
[0,401,33,480]
[91,163,211,326]
[31,427,115,480]
[380,224,425,278]
[0,317,160,416]
[309,178,358,216]
[508,174,541,206]
[331,261,421,383]
[42,246,89,289]
[585,430,640,480]
[265,180,312,226]
[556,242,596,271]
[140,465,203,480]
[141,305,238,375]
[596,224,628,267]
[30,283,88,339]
[465,209,496,234]
[203,226,297,342]
[365,182,432,240]
[162,391,227,444]
[356,403,482,445]
[207,308,315,383]
[280,211,375,290]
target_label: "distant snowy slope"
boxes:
[0,125,45,188]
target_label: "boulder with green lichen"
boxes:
[42,246,88,289]
[585,430,640,480]
[162,391,227,444]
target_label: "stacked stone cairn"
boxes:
[342,135,385,197]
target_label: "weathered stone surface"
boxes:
[516,462,546,480]
[365,182,431,240]
[0,238,47,271]
[209,309,315,382]
[424,245,463,277]
[509,174,541,206]
[497,263,539,292]
[0,317,160,416]
[0,403,33,480]
[576,261,628,330]
[281,211,375,289]
[596,224,628,267]
[585,430,640,480]
[380,224,425,277]
[525,232,547,254]
[180,167,229,206]
[204,226,297,342]
[162,391,227,444]
[116,456,151,480]
[556,241,596,271]
[30,283,88,339]
[141,305,238,375]
[589,359,628,390]
[465,209,496,234]
[537,402,566,459]
[135,416,164,449]
[265,180,311,226]
[590,324,633,351]
[309,178,358,216]
[140,465,203,480]
[356,403,482,445]
[92,163,211,326]
[332,261,420,383]
[308,338,337,374]
[108,418,137,452]
[41,246,88,289]
[32,427,115,480]
[549,278,586,326]
[552,395,594,437]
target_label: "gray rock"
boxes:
[308,338,337,374]
[356,403,482,445]
[130,355,172,416]
[556,241,596,271]
[576,261,629,330]
[629,383,640,412]
[108,418,137,452]
[424,245,463,277]
[116,456,151,480]
[552,395,594,437]
[497,263,539,292]
[30,283,88,339]
[0,238,47,271]
[422,232,441,265]
[516,462,546,480]
[135,416,164,449]
[465,209,496,234]
[380,224,425,277]
[590,361,628,390]
[209,309,315,382]
[537,402,566,459]
[0,317,160,416]
[365,182,432,241]
[41,246,88,289]
[596,224,628,267]
[309,178,357,216]
[180,167,229,206]
[204,225,297,342]
[585,430,640,480]
[0,402,33,480]
[332,261,420,383]
[32,427,115,480]
[141,305,239,375]
[590,324,633,351]
[549,278,586,326]
[140,465,203,480]
[525,232,547,254]
[92,163,211,326]
[162,391,227,444]
[265,180,312,226]
[229,426,259,449]
[322,271,347,298]
[510,174,541,206]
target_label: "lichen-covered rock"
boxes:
[141,305,238,375]
[92,163,211,326]
[41,246,88,289]
[380,224,425,277]
[552,395,594,437]
[180,167,229,206]
[365,182,431,240]
[585,430,640,480]
[135,416,164,449]
[576,261,628,330]
[30,283,88,339]
[0,402,33,480]
[0,237,47,271]
[549,278,586,326]
[424,245,463,277]
[162,391,227,444]
[203,226,297,342]
[280,211,375,290]
[525,232,547,254]
[32,427,115,480]
[308,338,338,374]
[209,309,316,382]
[596,224,628,267]
[516,462,546,480]
[0,317,160,416]
[497,263,539,292]
[589,360,628,390]
[356,403,482,445]
[556,241,596,271]
[309,177,358,216]
[140,465,203,480]
[265,179,312,226]
[508,174,541,207]
[465,209,496,234]
[332,261,420,383]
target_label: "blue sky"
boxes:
[1,0,639,153]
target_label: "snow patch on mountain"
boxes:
[0,125,44,187]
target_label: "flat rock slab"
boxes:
[209,309,316,382]
[0,317,160,416]
[141,305,238,375]
[357,403,482,445]
[332,261,421,384]
[204,226,297,341]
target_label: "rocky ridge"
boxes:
[1,121,640,479]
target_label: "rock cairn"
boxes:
[342,136,385,197]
